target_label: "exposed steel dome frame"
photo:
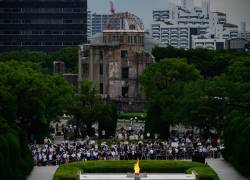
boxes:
[105,12,144,30]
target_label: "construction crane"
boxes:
[110,1,115,14]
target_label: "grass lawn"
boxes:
[53,160,219,180]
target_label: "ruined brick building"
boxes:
[78,12,160,112]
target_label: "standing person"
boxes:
[44,137,48,144]
[102,129,106,139]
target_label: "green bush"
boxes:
[53,160,219,180]
[223,111,250,178]
[0,119,33,180]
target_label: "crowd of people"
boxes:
[116,124,144,140]
[30,130,223,166]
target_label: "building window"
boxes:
[22,19,31,24]
[99,64,103,75]
[134,36,137,43]
[122,87,129,98]
[45,42,52,45]
[32,42,40,46]
[64,31,73,35]
[100,83,103,94]
[121,50,128,59]
[63,8,72,13]
[53,31,61,34]
[122,67,129,79]
[44,31,51,34]
[120,36,124,43]
[73,8,82,13]
[100,51,103,59]
[32,31,42,34]
[23,42,31,46]
[63,20,72,24]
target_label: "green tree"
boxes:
[181,76,231,137]
[0,117,33,180]
[225,57,250,111]
[52,47,78,73]
[97,103,118,138]
[141,58,201,138]
[0,61,74,141]
[0,47,79,73]
[69,81,117,137]
[0,50,53,72]
[224,111,250,177]
[152,47,241,78]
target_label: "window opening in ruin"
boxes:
[122,67,129,79]
[99,64,103,75]
[121,50,128,59]
[122,87,129,98]
[134,36,137,43]
[100,51,103,59]
[100,83,103,94]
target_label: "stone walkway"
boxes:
[28,166,58,180]
[206,158,248,180]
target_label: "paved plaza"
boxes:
[206,158,248,180]
[28,166,58,180]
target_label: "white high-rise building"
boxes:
[239,22,250,41]
[181,0,194,11]
[151,0,239,49]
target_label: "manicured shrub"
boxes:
[53,160,219,180]
[118,112,146,121]
[223,111,250,178]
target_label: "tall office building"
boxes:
[0,0,87,52]
[87,11,122,41]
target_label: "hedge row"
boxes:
[53,160,219,180]
[0,119,33,180]
[118,112,146,120]
[223,111,250,178]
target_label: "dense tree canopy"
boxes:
[145,47,250,177]
[68,81,117,138]
[223,111,250,178]
[0,47,78,73]
[141,59,201,138]
[152,47,250,78]
[0,49,117,178]
[0,117,33,180]
[143,47,250,138]
[0,59,76,179]
[0,61,74,141]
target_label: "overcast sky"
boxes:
[88,0,250,31]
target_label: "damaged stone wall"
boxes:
[79,31,154,111]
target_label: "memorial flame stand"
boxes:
[134,159,141,180]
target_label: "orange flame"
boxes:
[134,159,140,174]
